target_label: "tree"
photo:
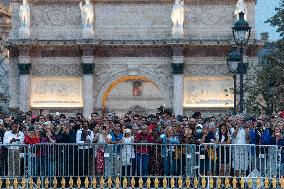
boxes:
[245,41,284,116]
[244,1,284,116]
[265,1,284,37]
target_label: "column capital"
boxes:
[172,63,184,75]
[18,63,31,75]
[81,63,95,75]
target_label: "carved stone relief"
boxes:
[30,57,82,76]
[184,76,234,108]
[32,5,80,27]
[185,5,234,26]
[93,61,173,109]
[30,77,83,107]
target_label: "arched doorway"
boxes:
[101,76,166,116]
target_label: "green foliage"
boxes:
[265,1,284,37]
[245,41,284,116]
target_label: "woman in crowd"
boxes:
[94,123,111,176]
[121,129,135,176]
[161,126,180,176]
[181,126,196,176]
[149,126,163,176]
[40,126,56,176]
[215,123,231,176]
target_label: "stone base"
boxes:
[18,28,30,39]
[172,26,184,39]
[82,28,94,39]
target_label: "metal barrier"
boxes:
[197,144,283,179]
[0,143,283,188]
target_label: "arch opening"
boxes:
[101,75,166,115]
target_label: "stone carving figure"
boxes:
[79,0,94,28]
[171,0,185,38]
[19,0,30,29]
[235,0,248,21]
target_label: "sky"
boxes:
[256,0,281,41]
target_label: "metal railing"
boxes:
[0,143,283,188]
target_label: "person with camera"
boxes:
[76,120,94,176]
[3,122,24,176]
[231,114,249,177]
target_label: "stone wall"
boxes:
[9,0,256,40]
[107,80,165,116]
[93,57,173,110]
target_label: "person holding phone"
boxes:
[76,120,94,176]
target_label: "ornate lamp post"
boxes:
[232,12,251,113]
[227,47,241,115]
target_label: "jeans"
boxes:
[41,156,55,176]
[163,154,177,176]
[136,153,149,176]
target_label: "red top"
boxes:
[135,133,153,154]
[24,135,41,157]
[24,135,41,145]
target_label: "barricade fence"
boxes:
[0,143,283,188]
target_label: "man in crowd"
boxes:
[231,114,249,176]
[76,120,94,176]
[3,122,24,176]
[0,109,282,180]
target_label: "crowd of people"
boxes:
[0,108,283,178]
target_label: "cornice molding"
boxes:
[5,39,263,49]
[10,0,256,5]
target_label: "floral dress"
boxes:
[95,134,107,175]
[149,129,163,176]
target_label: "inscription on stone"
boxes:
[184,76,233,108]
[31,77,83,107]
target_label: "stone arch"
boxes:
[95,71,171,111]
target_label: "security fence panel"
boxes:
[0,144,28,178]
[197,143,281,179]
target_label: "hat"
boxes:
[196,124,203,129]
[28,127,35,132]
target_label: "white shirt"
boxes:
[215,132,231,143]
[76,129,94,149]
[3,130,24,149]
[121,136,135,165]
[231,127,247,144]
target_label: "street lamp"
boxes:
[232,12,251,113]
[227,47,241,115]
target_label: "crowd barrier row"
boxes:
[0,143,283,185]
[0,175,284,188]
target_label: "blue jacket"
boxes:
[161,135,180,157]
[260,128,273,145]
